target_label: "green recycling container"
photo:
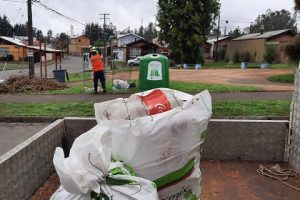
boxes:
[138,54,169,91]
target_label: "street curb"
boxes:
[0,116,60,123]
[0,116,289,123]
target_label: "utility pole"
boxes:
[215,16,228,62]
[215,14,220,62]
[99,13,110,63]
[27,0,35,77]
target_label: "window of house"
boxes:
[0,48,9,57]
[130,48,141,57]
[78,39,81,42]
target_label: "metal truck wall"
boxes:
[0,117,290,200]
[0,119,64,200]
[290,69,300,173]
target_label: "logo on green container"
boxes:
[147,61,162,80]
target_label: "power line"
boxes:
[99,13,110,63]
[99,13,110,27]
[2,1,10,16]
[1,0,25,3]
[1,6,22,37]
[14,9,25,36]
[31,0,85,27]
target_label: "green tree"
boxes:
[13,23,27,36]
[85,22,116,45]
[138,25,144,37]
[36,29,44,41]
[85,23,102,44]
[249,9,297,33]
[93,39,104,47]
[157,0,220,63]
[58,32,69,49]
[47,29,53,44]
[228,27,243,39]
[295,0,300,10]
[144,22,158,41]
[210,26,221,37]
[284,1,300,64]
[0,15,13,36]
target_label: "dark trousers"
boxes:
[93,70,106,92]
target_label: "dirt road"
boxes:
[123,68,294,91]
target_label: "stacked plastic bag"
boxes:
[112,79,130,90]
[51,88,212,200]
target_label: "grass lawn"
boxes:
[0,102,94,117]
[45,79,260,94]
[170,81,259,93]
[268,74,294,84]
[213,100,291,117]
[0,61,28,71]
[68,71,93,82]
[0,100,291,117]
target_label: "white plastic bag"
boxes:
[112,79,130,90]
[53,124,112,194]
[109,89,211,199]
[94,88,185,121]
[52,88,211,200]
[51,123,159,200]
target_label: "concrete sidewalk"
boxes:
[0,91,293,103]
[1,56,83,80]
[0,122,49,155]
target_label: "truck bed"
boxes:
[30,161,300,200]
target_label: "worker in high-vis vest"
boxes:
[89,49,106,94]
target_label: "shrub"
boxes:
[233,50,239,63]
[285,35,300,62]
[225,56,230,63]
[7,54,14,61]
[244,51,251,62]
[196,47,205,65]
[168,59,175,67]
[264,44,276,63]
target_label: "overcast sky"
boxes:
[0,0,297,36]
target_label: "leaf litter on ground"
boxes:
[0,75,66,94]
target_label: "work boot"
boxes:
[103,89,107,93]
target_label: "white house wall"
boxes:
[41,53,53,62]
[118,35,142,47]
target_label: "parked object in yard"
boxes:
[112,79,130,90]
[127,56,142,66]
[53,69,68,83]
[183,63,202,69]
[241,62,248,69]
[261,63,269,69]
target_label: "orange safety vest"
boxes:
[90,54,104,71]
